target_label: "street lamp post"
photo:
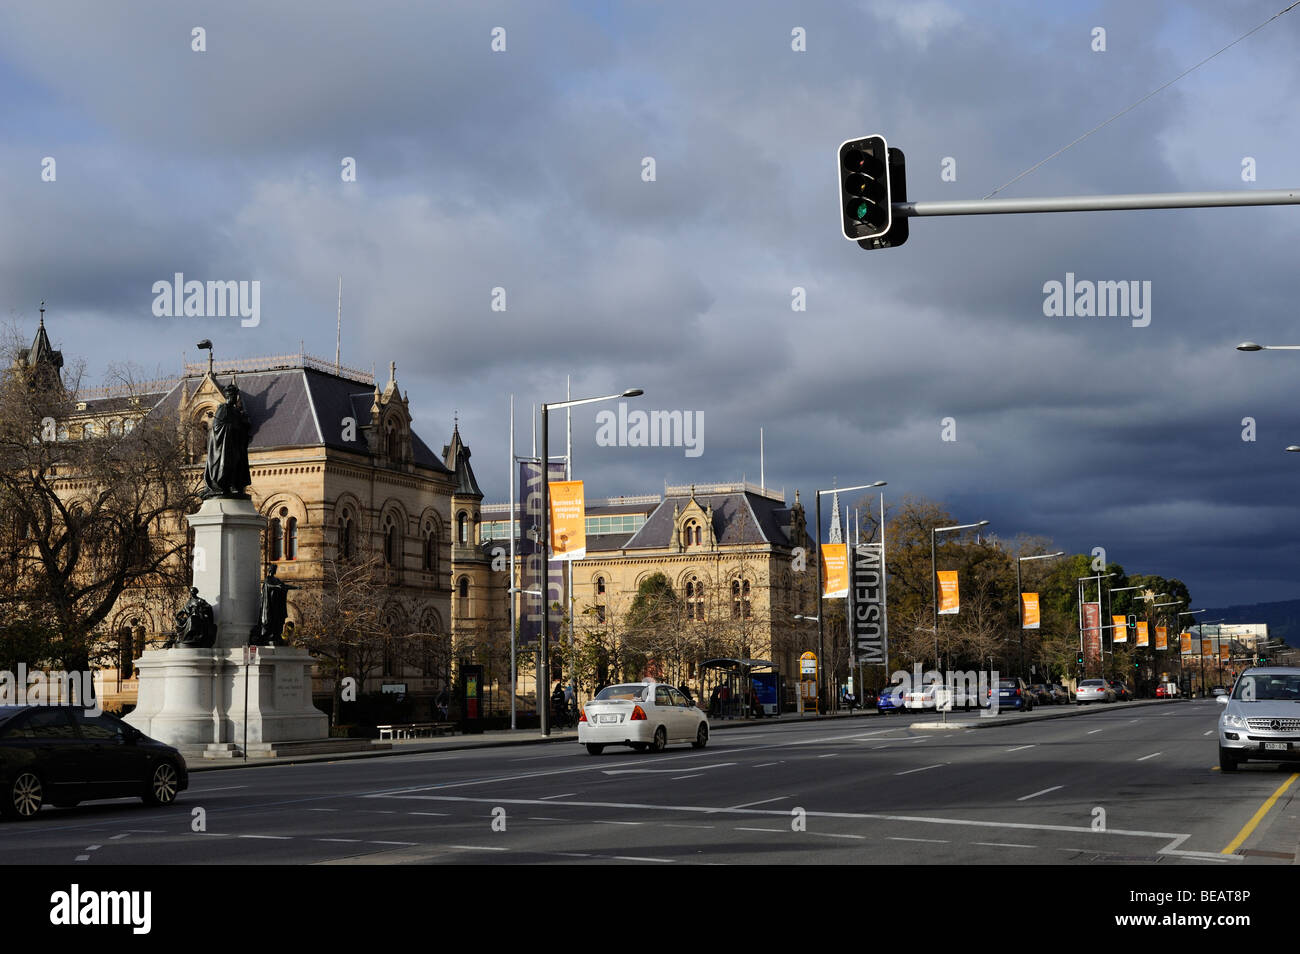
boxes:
[931,520,988,673]
[814,481,885,714]
[1016,551,1063,680]
[539,388,643,736]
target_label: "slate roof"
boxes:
[149,367,450,474]
[621,491,805,551]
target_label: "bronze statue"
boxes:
[165,587,217,648]
[251,564,299,646]
[202,382,252,499]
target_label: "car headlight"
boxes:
[1221,713,1247,730]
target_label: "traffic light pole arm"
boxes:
[894,189,1300,217]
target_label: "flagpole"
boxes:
[508,394,517,730]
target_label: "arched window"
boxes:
[123,418,135,434]
[688,575,704,621]
[458,577,469,599]
[269,517,283,561]
[732,580,742,619]
[109,419,122,436]
[384,516,400,567]
[422,526,437,573]
[457,511,468,545]
[732,579,752,620]
[337,509,355,561]
[81,422,95,440]
[596,576,606,596]
[684,519,696,547]
[285,517,298,561]
[742,580,752,619]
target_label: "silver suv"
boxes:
[1217,667,1300,771]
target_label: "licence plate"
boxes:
[599,714,620,724]
[1264,742,1289,751]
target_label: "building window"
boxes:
[684,519,697,547]
[732,579,752,620]
[285,516,298,561]
[269,518,283,561]
[457,511,469,546]
[422,527,437,573]
[596,576,606,596]
[458,577,469,600]
[688,575,704,621]
[384,516,400,568]
[337,512,355,561]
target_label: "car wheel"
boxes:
[585,743,605,755]
[5,771,44,820]
[650,726,667,753]
[1218,747,1240,772]
[142,761,181,806]
[693,724,709,749]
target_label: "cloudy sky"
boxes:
[2,0,1298,606]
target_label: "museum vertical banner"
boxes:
[1082,602,1101,665]
[937,570,960,615]
[820,543,848,598]
[520,460,566,647]
[548,480,586,561]
[1020,592,1040,629]
[851,542,886,666]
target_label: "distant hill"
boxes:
[1199,599,1300,645]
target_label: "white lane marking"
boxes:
[593,820,642,826]
[318,838,361,843]
[109,834,130,841]
[1204,730,1214,736]
[409,812,448,816]
[555,852,591,858]
[1087,729,1103,735]
[817,754,839,759]
[370,840,418,846]
[75,855,90,861]
[753,761,783,768]
[238,834,292,840]
[1017,786,1063,801]
[895,763,946,776]
[1007,745,1036,752]
[810,832,865,840]
[449,845,508,852]
[672,774,703,780]
[308,808,339,812]
[909,738,928,743]
[528,817,563,821]
[195,832,232,837]
[736,827,785,833]
[889,836,948,844]
[603,762,736,776]
[540,793,576,800]
[1137,752,1163,761]
[396,795,1198,851]
[974,842,1035,848]
[615,856,673,863]
[86,845,101,851]
[721,794,793,811]
[665,823,715,830]
[192,785,249,793]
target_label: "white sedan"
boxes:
[578,682,709,755]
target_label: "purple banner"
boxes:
[519,460,566,648]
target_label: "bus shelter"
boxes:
[700,658,778,719]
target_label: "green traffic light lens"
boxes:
[854,202,869,220]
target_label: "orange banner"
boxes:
[820,544,848,598]
[937,570,960,615]
[1219,645,1230,663]
[1136,621,1149,647]
[1202,638,1214,656]
[548,480,586,560]
[1156,626,1167,650]
[1181,633,1192,654]
[1112,615,1127,644]
[1020,593,1040,629]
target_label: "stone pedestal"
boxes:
[124,496,328,756]
[188,496,266,648]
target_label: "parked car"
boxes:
[578,682,709,754]
[1108,680,1133,702]
[0,705,188,820]
[1076,679,1116,704]
[904,684,952,711]
[1047,684,1071,704]
[860,688,879,710]
[877,684,907,714]
[990,678,1035,712]
[1218,667,1300,771]
[1028,684,1054,705]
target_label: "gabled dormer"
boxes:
[364,361,413,466]
[674,490,716,552]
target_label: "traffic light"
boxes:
[1127,614,1137,631]
[1077,653,1084,666]
[838,135,909,249]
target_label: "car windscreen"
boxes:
[1233,674,1300,701]
[1080,680,1105,687]
[595,684,647,702]
[998,680,1017,688]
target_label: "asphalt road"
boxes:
[5,700,1297,865]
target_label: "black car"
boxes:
[0,706,188,820]
[1108,680,1133,702]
